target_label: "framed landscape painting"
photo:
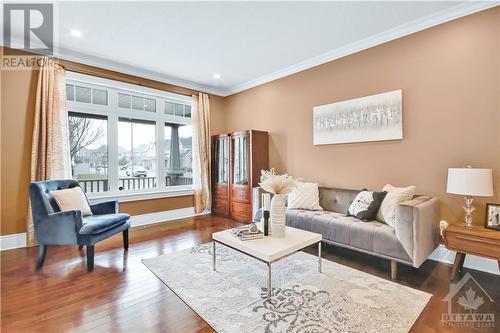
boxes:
[313,89,403,145]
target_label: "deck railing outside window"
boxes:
[79,176,193,193]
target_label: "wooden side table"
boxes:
[443,224,500,279]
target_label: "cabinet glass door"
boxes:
[233,135,248,185]
[215,137,229,185]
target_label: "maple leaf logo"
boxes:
[458,288,484,311]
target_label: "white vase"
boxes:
[270,193,286,237]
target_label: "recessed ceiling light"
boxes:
[213,73,222,79]
[70,29,83,38]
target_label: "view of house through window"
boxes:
[67,72,193,195]
[69,113,108,193]
[118,118,157,190]
[164,124,193,186]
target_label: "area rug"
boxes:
[142,243,431,333]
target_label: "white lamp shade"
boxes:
[447,168,494,197]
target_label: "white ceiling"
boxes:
[4,1,498,96]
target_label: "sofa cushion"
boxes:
[286,209,412,262]
[318,187,359,214]
[286,210,327,232]
[287,182,323,211]
[287,209,360,245]
[376,184,416,226]
[80,213,130,235]
[50,186,93,216]
[347,190,386,221]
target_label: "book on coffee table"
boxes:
[231,226,263,241]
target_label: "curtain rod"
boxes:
[59,62,196,98]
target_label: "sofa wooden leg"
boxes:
[86,245,94,272]
[36,245,47,270]
[391,260,397,280]
[123,229,129,251]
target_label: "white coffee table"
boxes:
[211,224,322,298]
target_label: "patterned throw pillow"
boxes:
[287,182,323,211]
[347,190,387,221]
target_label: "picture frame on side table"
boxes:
[485,203,500,231]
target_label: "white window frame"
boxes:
[66,71,194,201]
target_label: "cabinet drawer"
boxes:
[446,232,500,259]
[231,202,251,223]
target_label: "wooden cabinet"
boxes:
[443,224,500,279]
[211,130,269,223]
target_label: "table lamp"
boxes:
[447,167,494,229]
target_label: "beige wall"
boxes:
[120,195,194,216]
[0,56,224,235]
[222,8,500,226]
[1,69,38,235]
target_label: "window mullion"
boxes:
[107,92,119,193]
[156,117,165,189]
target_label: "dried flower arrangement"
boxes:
[259,168,296,195]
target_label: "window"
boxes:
[118,118,157,190]
[164,124,193,186]
[66,72,193,197]
[119,93,156,112]
[68,113,108,193]
[66,84,108,106]
[165,101,191,118]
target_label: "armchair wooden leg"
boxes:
[123,229,129,251]
[391,260,397,280]
[36,245,47,270]
[86,245,94,272]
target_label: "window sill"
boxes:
[88,186,194,204]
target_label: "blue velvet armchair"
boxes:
[29,179,131,272]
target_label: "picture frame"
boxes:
[313,89,403,145]
[485,203,500,231]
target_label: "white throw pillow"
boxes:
[287,182,323,211]
[376,184,416,227]
[50,186,93,216]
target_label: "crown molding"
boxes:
[2,2,497,97]
[1,39,230,96]
[56,48,230,96]
[224,2,499,96]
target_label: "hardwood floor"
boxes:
[1,215,499,332]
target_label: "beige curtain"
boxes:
[192,93,211,213]
[27,58,71,246]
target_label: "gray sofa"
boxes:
[252,186,440,279]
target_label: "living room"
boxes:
[1,2,499,332]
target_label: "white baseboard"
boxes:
[129,207,210,227]
[0,233,27,251]
[0,207,209,251]
[429,244,499,275]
